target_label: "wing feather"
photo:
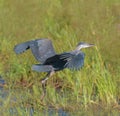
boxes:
[60,52,85,70]
[14,39,56,63]
[14,41,30,54]
[32,64,54,72]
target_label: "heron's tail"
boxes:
[32,64,54,72]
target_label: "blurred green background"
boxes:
[0,0,120,115]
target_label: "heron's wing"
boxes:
[14,39,56,63]
[60,52,85,70]
[32,64,54,72]
[30,39,56,63]
[14,41,30,54]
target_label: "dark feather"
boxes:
[43,54,67,71]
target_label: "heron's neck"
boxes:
[75,46,82,51]
[72,49,82,55]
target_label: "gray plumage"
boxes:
[14,39,56,63]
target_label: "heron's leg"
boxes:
[40,71,55,100]
[41,72,50,84]
[40,72,49,100]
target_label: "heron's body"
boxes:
[43,51,85,71]
[14,38,94,99]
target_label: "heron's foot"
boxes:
[40,90,46,101]
[40,80,47,101]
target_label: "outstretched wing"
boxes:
[14,39,56,63]
[60,52,85,70]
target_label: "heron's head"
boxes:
[76,42,95,51]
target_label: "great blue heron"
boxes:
[14,39,94,99]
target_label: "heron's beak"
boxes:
[81,43,95,49]
[86,43,95,48]
[76,42,95,50]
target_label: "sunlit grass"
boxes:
[0,0,120,115]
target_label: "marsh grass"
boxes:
[0,0,120,115]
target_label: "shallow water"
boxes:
[0,78,70,116]
[0,78,120,116]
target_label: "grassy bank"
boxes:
[0,0,120,115]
